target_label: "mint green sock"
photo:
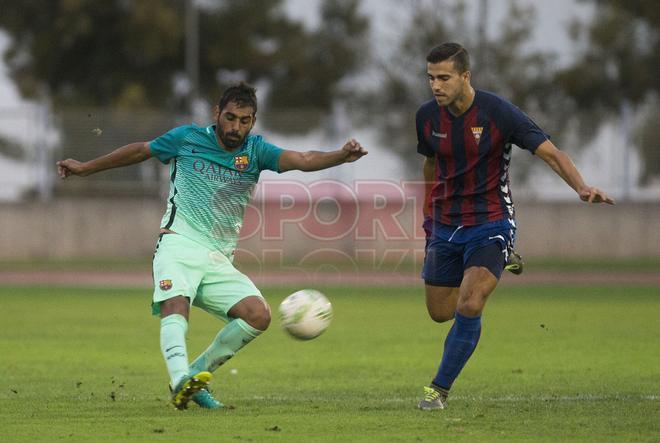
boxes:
[189,319,262,374]
[160,314,189,387]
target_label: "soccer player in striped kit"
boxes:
[415,43,614,410]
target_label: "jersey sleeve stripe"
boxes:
[164,159,179,229]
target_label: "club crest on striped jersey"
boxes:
[159,279,173,290]
[234,155,249,171]
[471,126,483,142]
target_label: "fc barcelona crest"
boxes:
[234,155,249,171]
[159,279,173,291]
[471,126,483,142]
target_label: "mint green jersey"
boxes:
[150,124,283,257]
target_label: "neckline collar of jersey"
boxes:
[440,89,478,119]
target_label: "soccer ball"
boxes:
[278,289,333,340]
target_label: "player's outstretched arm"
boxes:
[535,140,615,205]
[278,138,368,172]
[56,142,152,179]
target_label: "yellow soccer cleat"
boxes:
[171,371,213,410]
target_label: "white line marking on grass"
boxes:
[458,395,660,402]
[246,394,660,403]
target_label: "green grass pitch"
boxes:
[1,284,658,442]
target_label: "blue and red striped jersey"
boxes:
[416,89,549,226]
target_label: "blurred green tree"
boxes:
[0,0,369,196]
[0,0,368,126]
[554,0,660,183]
[355,0,557,177]
[0,0,184,108]
[268,0,369,111]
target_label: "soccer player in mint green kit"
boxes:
[56,83,368,410]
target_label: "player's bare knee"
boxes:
[425,285,459,323]
[456,292,487,317]
[428,308,454,323]
[240,297,271,331]
[246,306,271,330]
[160,295,190,319]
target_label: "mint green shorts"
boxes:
[152,233,262,321]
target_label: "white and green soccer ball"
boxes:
[278,289,333,340]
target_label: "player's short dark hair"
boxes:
[426,43,470,73]
[218,82,258,114]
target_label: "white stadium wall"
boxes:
[1,198,659,261]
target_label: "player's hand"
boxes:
[56,159,89,179]
[341,138,368,163]
[579,186,615,205]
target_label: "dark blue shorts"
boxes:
[422,218,516,287]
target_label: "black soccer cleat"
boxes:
[505,250,524,275]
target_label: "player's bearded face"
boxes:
[216,102,256,150]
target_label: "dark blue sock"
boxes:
[432,311,482,390]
